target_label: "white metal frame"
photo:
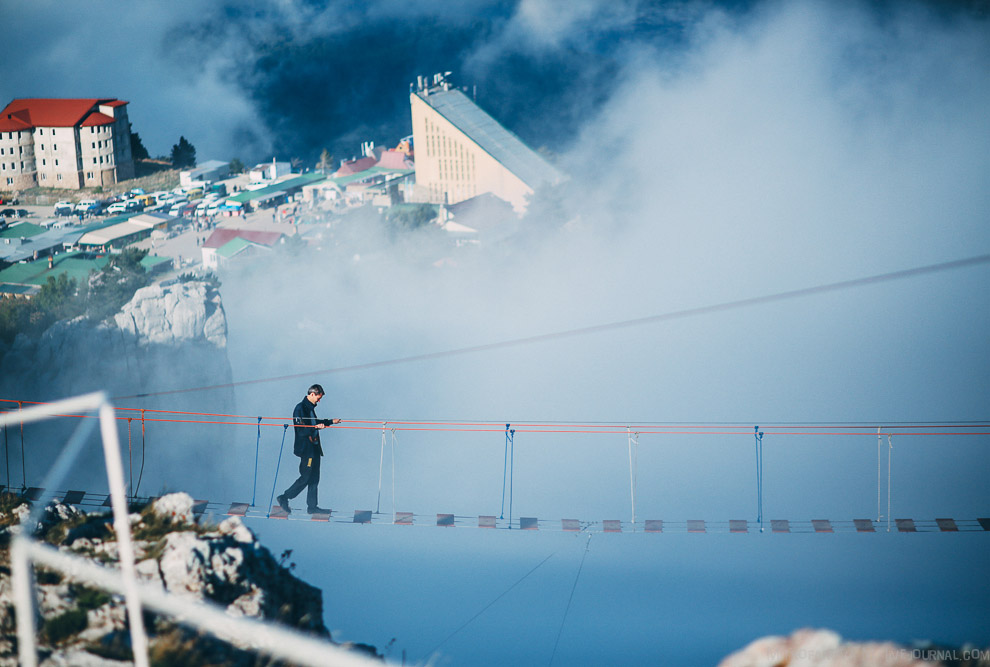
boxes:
[2,392,379,667]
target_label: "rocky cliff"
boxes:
[0,279,233,410]
[719,628,989,667]
[0,492,380,665]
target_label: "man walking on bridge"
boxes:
[277,384,341,515]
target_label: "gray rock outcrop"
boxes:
[719,628,948,667]
[0,492,370,666]
[0,279,234,410]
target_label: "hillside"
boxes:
[0,492,380,665]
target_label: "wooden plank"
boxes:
[394,512,413,525]
[226,502,249,516]
[896,518,917,532]
[730,520,748,533]
[520,517,538,530]
[771,519,790,533]
[353,510,372,524]
[644,520,663,533]
[603,520,622,533]
[62,490,86,505]
[561,519,580,532]
[437,513,455,527]
[812,520,833,533]
[936,518,958,532]
[854,519,875,533]
[687,520,706,533]
[478,515,496,528]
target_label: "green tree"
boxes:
[35,273,80,321]
[385,204,437,231]
[85,248,150,322]
[229,158,245,175]
[170,136,197,169]
[129,123,150,160]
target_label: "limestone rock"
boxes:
[719,628,931,667]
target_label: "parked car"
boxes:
[15,209,29,218]
[75,200,99,214]
[0,208,16,218]
[106,202,128,214]
[54,201,75,216]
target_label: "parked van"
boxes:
[75,199,99,214]
[54,201,75,216]
[137,194,157,208]
[106,202,128,214]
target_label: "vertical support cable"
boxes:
[377,422,387,514]
[877,427,883,523]
[18,401,25,492]
[267,424,289,518]
[127,418,133,499]
[135,410,146,497]
[887,433,894,533]
[500,423,510,519]
[512,429,518,528]
[3,420,9,491]
[390,427,397,523]
[251,417,262,506]
[753,426,763,533]
[627,428,639,528]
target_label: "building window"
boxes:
[93,157,97,164]
[55,159,59,166]
[5,178,12,185]
[57,174,62,181]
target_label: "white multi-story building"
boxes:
[0,98,136,191]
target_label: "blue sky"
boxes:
[3,0,988,663]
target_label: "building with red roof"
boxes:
[0,98,136,192]
[201,228,285,270]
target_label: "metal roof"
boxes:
[0,250,108,287]
[414,88,562,189]
[215,236,271,259]
[227,173,327,203]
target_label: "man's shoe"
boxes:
[276,494,291,514]
[308,506,331,515]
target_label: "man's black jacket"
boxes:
[292,397,324,458]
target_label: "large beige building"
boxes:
[409,74,561,213]
[0,98,136,192]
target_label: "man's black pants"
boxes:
[283,454,322,511]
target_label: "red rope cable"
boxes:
[2,398,987,436]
